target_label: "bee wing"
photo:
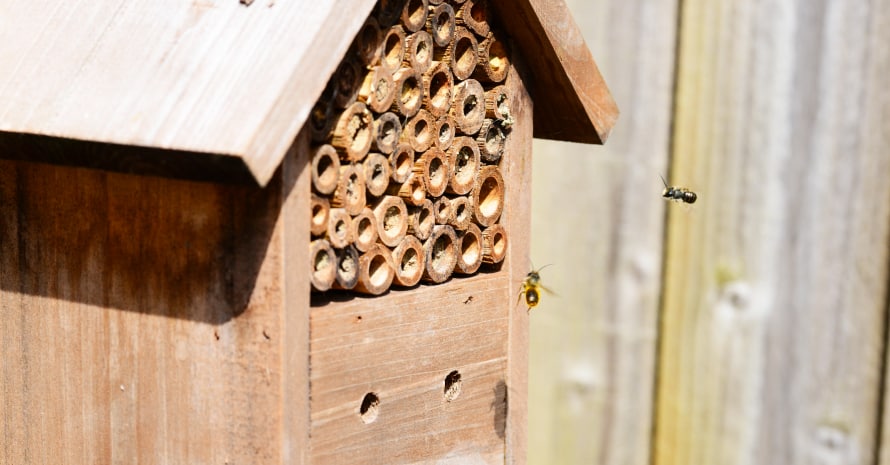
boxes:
[539,284,557,297]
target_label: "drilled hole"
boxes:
[360,392,380,424]
[444,371,462,402]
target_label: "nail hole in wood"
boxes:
[444,371,462,401]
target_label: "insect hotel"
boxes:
[0,0,616,463]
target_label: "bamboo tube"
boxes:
[391,67,424,117]
[332,165,366,216]
[353,17,382,66]
[375,0,402,27]
[333,245,360,290]
[428,0,444,4]
[373,112,402,155]
[435,116,455,151]
[387,172,426,206]
[472,165,504,227]
[310,194,331,237]
[354,243,396,295]
[362,153,392,197]
[448,195,473,230]
[327,208,354,248]
[403,31,434,74]
[358,66,396,113]
[389,143,416,183]
[481,223,507,264]
[331,102,373,162]
[451,79,486,135]
[310,144,341,195]
[391,235,425,287]
[447,136,479,195]
[309,99,334,143]
[484,85,512,126]
[351,207,379,253]
[310,239,337,291]
[436,27,478,80]
[402,108,435,152]
[427,3,456,47]
[380,26,407,72]
[422,225,458,283]
[454,222,483,274]
[333,58,362,109]
[373,195,409,247]
[413,148,449,197]
[473,33,510,83]
[408,198,435,240]
[456,0,489,37]
[476,119,506,163]
[401,0,429,33]
[423,62,454,118]
[433,196,452,224]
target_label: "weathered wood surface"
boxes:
[0,0,376,185]
[526,0,678,464]
[0,133,312,464]
[656,1,890,464]
[491,0,619,145]
[308,63,533,465]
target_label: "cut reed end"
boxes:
[422,225,458,283]
[351,207,379,253]
[333,245,361,290]
[359,66,396,113]
[451,79,485,135]
[389,143,416,183]
[408,198,435,240]
[331,102,373,162]
[332,164,366,216]
[402,108,436,153]
[481,223,507,264]
[310,144,341,195]
[447,136,479,195]
[476,119,506,163]
[454,223,483,274]
[401,0,430,33]
[423,61,454,118]
[414,148,450,197]
[327,208,354,249]
[310,194,331,237]
[472,165,504,227]
[310,239,337,291]
[362,153,392,197]
[354,243,396,295]
[373,195,409,247]
[391,235,425,287]
[392,67,424,118]
[435,116,456,151]
[380,26,407,72]
[427,3,456,47]
[404,30,434,73]
[448,195,473,231]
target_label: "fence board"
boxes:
[656,1,890,464]
[528,1,679,464]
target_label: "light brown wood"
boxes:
[485,85,512,122]
[422,225,458,283]
[362,153,392,198]
[402,108,436,152]
[423,61,455,118]
[427,3,456,47]
[359,66,396,114]
[473,34,510,84]
[353,243,396,295]
[454,222,483,275]
[472,165,504,227]
[372,195,409,248]
[449,195,473,231]
[476,119,506,163]
[332,165,366,216]
[656,1,890,464]
[390,235,425,287]
[481,223,508,265]
[311,144,341,195]
[311,239,338,291]
[309,273,511,464]
[452,79,486,135]
[0,131,313,464]
[435,116,456,151]
[448,137,480,195]
[310,194,331,236]
[379,26,408,72]
[489,0,618,145]
[331,102,374,162]
[403,31,434,74]
[433,196,454,225]
[389,143,416,183]
[456,0,490,37]
[351,207,379,253]
[408,198,436,241]
[401,0,430,33]
[388,172,427,207]
[440,27,479,81]
[326,208,354,249]
[373,113,403,155]
[391,67,424,118]
[414,148,450,198]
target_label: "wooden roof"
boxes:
[0,0,617,185]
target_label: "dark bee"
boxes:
[518,264,553,313]
[660,175,697,204]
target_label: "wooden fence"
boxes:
[529,0,890,464]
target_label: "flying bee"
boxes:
[518,264,554,313]
[660,175,697,204]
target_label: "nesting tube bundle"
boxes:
[309,0,511,294]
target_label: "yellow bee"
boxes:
[660,175,697,204]
[518,264,553,313]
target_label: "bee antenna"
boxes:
[536,264,554,272]
[659,174,669,188]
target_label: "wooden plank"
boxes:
[0,141,309,463]
[656,1,890,464]
[526,0,678,464]
[503,60,533,465]
[308,275,510,465]
[0,0,376,185]
[490,0,619,145]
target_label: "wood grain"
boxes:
[0,132,311,464]
[490,0,619,145]
[526,0,678,464]
[656,1,890,464]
